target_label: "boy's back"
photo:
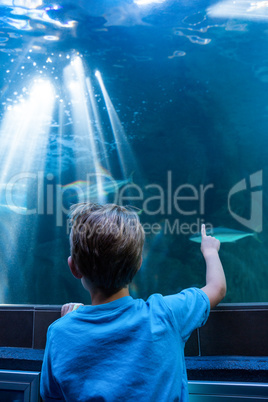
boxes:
[41,288,210,401]
[40,203,226,401]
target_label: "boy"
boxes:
[41,203,226,401]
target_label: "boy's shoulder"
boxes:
[48,309,75,334]
[47,288,209,332]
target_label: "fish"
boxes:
[189,227,256,243]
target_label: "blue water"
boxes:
[0,0,267,304]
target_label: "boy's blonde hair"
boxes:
[69,203,144,295]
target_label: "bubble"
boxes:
[36,23,46,29]
[47,173,54,180]
[8,32,21,39]
[174,30,184,36]
[188,35,211,45]
[44,35,59,41]
[168,50,186,59]
[183,12,206,26]
[225,21,248,31]
[174,29,211,45]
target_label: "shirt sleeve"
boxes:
[40,326,65,401]
[163,287,210,342]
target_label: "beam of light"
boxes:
[85,76,111,173]
[64,57,106,203]
[0,77,55,303]
[0,78,54,213]
[208,0,268,21]
[57,100,64,186]
[0,218,15,303]
[0,79,55,185]
[0,41,34,102]
[95,70,138,180]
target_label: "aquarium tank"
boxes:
[0,0,267,305]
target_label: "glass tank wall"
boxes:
[0,0,267,304]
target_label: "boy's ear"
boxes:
[68,256,83,279]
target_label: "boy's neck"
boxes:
[90,287,130,306]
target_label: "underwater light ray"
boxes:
[95,70,139,180]
[85,76,111,173]
[0,40,35,101]
[21,79,55,172]
[0,79,55,303]
[70,58,103,183]
[57,101,64,185]
[64,57,106,203]
[0,78,55,217]
[23,80,55,165]
[0,210,27,305]
[0,104,34,181]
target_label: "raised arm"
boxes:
[200,224,227,309]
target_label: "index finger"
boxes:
[201,224,206,237]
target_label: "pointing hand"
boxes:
[201,224,220,256]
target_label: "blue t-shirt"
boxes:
[40,287,210,401]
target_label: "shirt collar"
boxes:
[76,296,134,313]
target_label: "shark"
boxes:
[189,227,257,243]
